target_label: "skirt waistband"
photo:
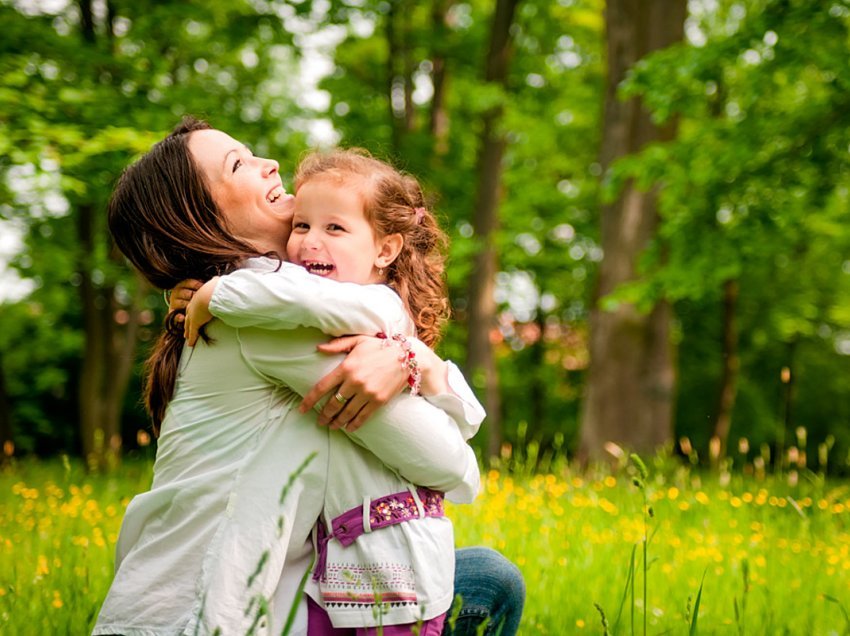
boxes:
[313,487,445,581]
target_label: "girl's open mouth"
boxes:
[303,261,335,276]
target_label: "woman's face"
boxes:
[188,129,294,254]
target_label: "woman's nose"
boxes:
[261,157,279,177]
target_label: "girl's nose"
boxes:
[302,231,320,250]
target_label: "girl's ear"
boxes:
[375,233,404,268]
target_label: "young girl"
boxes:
[185,149,477,635]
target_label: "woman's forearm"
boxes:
[237,327,480,499]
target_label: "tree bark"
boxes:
[711,278,739,458]
[385,1,402,152]
[466,0,520,460]
[578,0,686,462]
[76,211,141,468]
[429,0,454,156]
[402,4,415,133]
[73,0,142,468]
[384,1,417,152]
[0,351,14,461]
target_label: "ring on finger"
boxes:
[334,391,349,404]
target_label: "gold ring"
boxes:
[334,392,348,404]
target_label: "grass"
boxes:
[1,452,849,634]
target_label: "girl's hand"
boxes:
[299,335,408,432]
[184,277,220,346]
[167,279,204,321]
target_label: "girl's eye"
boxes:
[328,223,345,232]
[293,222,309,231]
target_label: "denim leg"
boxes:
[444,547,525,636]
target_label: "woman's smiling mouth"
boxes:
[266,185,289,204]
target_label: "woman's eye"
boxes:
[232,159,242,173]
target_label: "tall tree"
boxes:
[609,0,850,461]
[466,0,521,459]
[578,0,686,461]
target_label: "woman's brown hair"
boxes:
[294,149,449,347]
[108,116,266,433]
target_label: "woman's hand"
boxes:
[299,334,452,432]
[184,277,220,346]
[167,279,203,319]
[299,335,408,432]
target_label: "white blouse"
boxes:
[93,258,482,636]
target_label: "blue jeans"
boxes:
[445,547,525,636]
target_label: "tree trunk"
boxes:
[402,4,415,133]
[778,339,797,470]
[385,1,402,152]
[0,352,14,461]
[429,0,453,156]
[578,0,686,462]
[76,207,141,468]
[711,278,739,458]
[74,0,141,468]
[530,313,546,437]
[466,0,520,461]
[384,1,417,152]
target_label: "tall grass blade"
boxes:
[613,544,637,635]
[280,553,315,636]
[688,569,707,636]
[822,594,850,635]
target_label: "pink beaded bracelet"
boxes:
[376,332,422,396]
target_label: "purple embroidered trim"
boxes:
[314,487,444,581]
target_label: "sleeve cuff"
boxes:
[424,361,485,441]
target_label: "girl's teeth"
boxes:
[306,263,334,275]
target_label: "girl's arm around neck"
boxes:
[209,259,411,336]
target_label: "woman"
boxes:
[94,118,524,636]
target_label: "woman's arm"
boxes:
[230,325,481,502]
[306,336,483,441]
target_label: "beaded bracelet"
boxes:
[376,332,422,396]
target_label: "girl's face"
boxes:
[188,129,294,254]
[287,176,400,284]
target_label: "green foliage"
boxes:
[0,0,313,453]
[2,0,850,463]
[606,0,850,462]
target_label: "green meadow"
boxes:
[1,456,849,635]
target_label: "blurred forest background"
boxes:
[1,0,849,473]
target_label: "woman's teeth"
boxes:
[267,186,286,203]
